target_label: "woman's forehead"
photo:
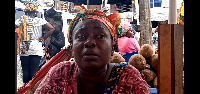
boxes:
[74,19,108,31]
[78,19,105,26]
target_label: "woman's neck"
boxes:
[78,64,108,84]
[77,63,115,94]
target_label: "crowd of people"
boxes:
[15,2,159,94]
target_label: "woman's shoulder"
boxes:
[126,63,139,71]
[35,61,78,93]
[52,61,77,69]
[113,62,128,68]
[48,61,78,76]
[122,63,142,78]
[127,37,138,43]
[113,63,140,75]
[112,63,150,93]
[117,37,128,40]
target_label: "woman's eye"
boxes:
[77,35,86,39]
[96,34,105,39]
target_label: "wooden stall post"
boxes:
[158,24,184,94]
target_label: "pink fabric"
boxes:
[34,61,78,94]
[34,61,150,94]
[117,37,140,53]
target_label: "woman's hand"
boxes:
[39,37,44,42]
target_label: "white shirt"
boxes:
[15,16,48,56]
[134,32,140,42]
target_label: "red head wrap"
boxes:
[67,5,121,44]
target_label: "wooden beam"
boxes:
[158,24,184,94]
[158,24,172,94]
[171,24,184,94]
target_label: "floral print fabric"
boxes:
[34,61,150,94]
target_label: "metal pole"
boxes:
[168,0,177,24]
[87,0,89,9]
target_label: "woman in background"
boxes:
[117,26,140,62]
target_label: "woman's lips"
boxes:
[82,51,99,59]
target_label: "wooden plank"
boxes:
[158,24,172,94]
[171,24,184,94]
[158,24,184,94]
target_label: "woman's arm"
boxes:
[39,23,54,42]
[50,31,65,48]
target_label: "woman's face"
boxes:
[126,30,135,38]
[72,19,113,71]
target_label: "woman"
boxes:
[35,6,150,94]
[117,26,140,62]
[39,13,65,69]
[152,26,158,52]
[46,13,65,58]
[15,2,54,84]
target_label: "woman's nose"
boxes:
[84,37,96,48]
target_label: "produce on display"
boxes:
[128,44,158,88]
[128,54,146,71]
[153,76,157,88]
[109,52,125,63]
[149,54,158,72]
[138,44,154,59]
[140,69,156,83]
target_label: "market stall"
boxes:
[16,0,184,93]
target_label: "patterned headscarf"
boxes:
[67,5,121,44]
[24,2,38,12]
[119,21,132,37]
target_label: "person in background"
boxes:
[43,7,57,55]
[134,31,140,40]
[35,6,150,94]
[131,24,140,42]
[39,9,65,69]
[15,2,54,84]
[152,26,158,52]
[117,26,140,62]
[46,12,65,58]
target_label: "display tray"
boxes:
[150,88,157,94]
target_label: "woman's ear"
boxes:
[70,44,74,56]
[111,45,115,56]
[66,44,73,56]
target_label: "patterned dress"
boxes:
[15,16,48,56]
[34,61,150,94]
